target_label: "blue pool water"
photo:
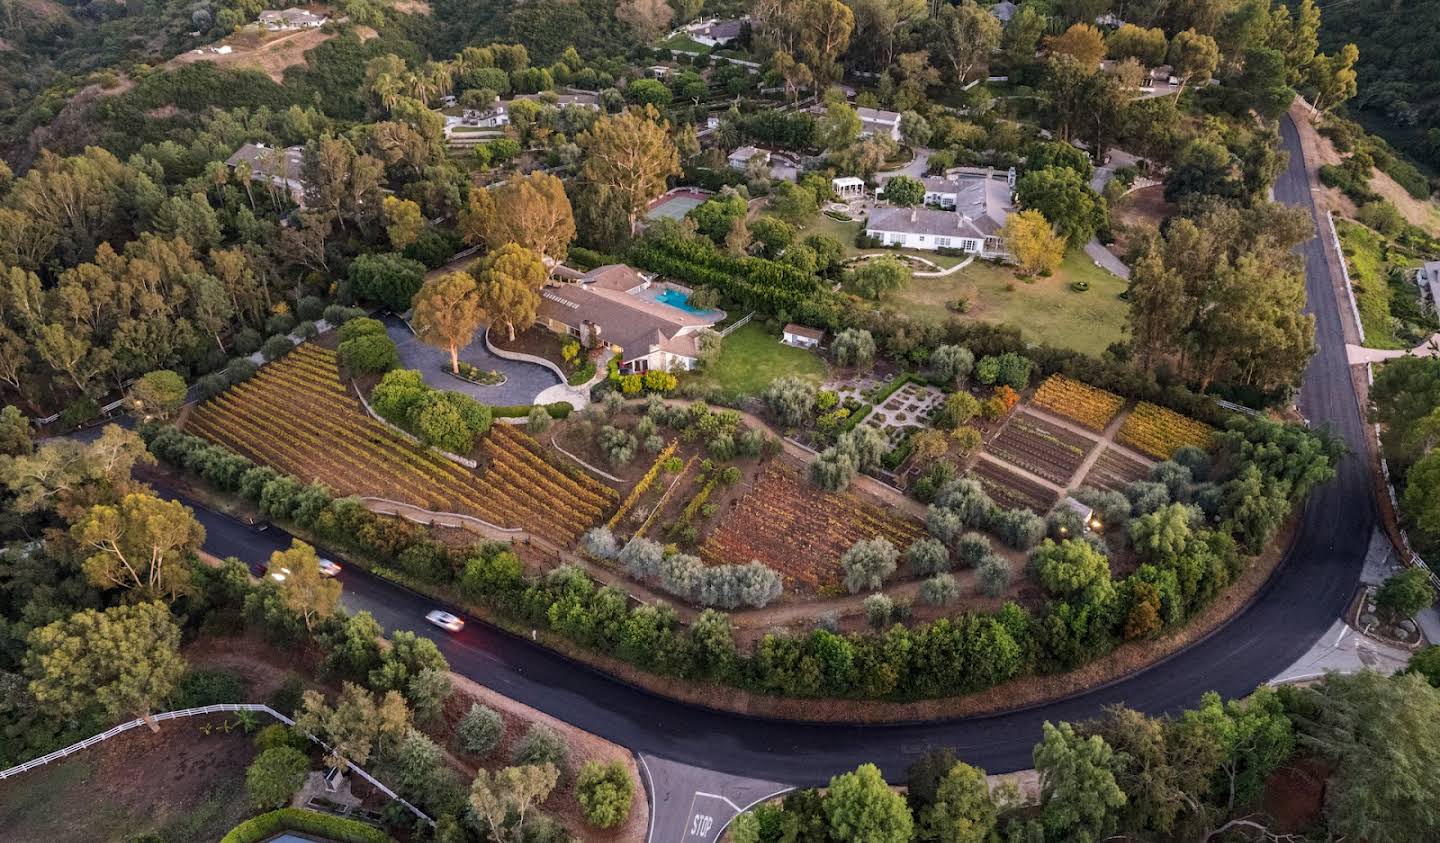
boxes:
[654,288,705,313]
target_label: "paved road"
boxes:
[383,314,559,406]
[158,113,1371,789]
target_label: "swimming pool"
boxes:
[637,286,725,321]
[654,288,705,313]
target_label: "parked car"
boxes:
[425,610,464,632]
[263,565,291,582]
[318,558,342,577]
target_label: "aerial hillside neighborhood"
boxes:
[4,0,1440,841]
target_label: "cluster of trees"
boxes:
[1372,357,1440,557]
[733,668,1440,843]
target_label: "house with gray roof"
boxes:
[990,1,1017,23]
[856,107,903,142]
[684,18,748,47]
[509,91,601,110]
[865,174,1013,257]
[534,265,721,374]
[257,8,327,30]
[225,142,306,206]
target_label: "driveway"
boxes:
[383,315,559,406]
[877,147,931,182]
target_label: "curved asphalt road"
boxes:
[172,113,1371,786]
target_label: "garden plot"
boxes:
[1082,446,1154,493]
[824,374,887,407]
[185,344,615,543]
[1117,402,1214,459]
[865,381,946,448]
[986,411,1098,486]
[1030,375,1125,432]
[972,457,1060,513]
[698,459,924,593]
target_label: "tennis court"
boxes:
[645,189,709,221]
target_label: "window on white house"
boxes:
[936,237,949,247]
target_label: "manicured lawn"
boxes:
[888,250,1131,356]
[1337,219,1430,350]
[656,34,709,53]
[687,322,828,398]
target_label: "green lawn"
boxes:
[656,34,710,53]
[888,250,1130,356]
[1337,219,1429,350]
[687,322,828,398]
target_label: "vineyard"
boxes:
[986,411,1097,486]
[185,344,615,543]
[1030,375,1125,432]
[1082,447,1153,493]
[1116,402,1214,459]
[699,461,924,592]
[972,458,1060,513]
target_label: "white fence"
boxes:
[1327,210,1366,345]
[717,312,755,338]
[0,703,433,826]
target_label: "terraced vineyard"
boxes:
[1117,402,1214,459]
[986,411,1097,486]
[699,460,924,593]
[1082,447,1153,493]
[1030,375,1125,432]
[972,458,1060,513]
[185,344,615,543]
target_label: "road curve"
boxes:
[172,113,1371,786]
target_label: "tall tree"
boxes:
[577,106,681,230]
[411,271,485,374]
[272,541,342,632]
[460,173,577,264]
[1168,29,1221,95]
[25,601,186,729]
[293,683,410,770]
[471,243,547,341]
[823,763,914,843]
[1000,209,1065,275]
[1033,721,1127,843]
[930,2,1002,86]
[1047,23,1107,68]
[470,763,561,843]
[70,492,204,601]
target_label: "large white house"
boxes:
[856,107,903,141]
[865,174,1013,257]
[257,8,327,30]
[681,18,748,48]
[535,265,721,374]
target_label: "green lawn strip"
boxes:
[656,35,709,53]
[686,322,828,398]
[1337,219,1420,350]
[221,808,390,843]
[888,250,1129,356]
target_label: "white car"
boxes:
[425,610,464,632]
[267,566,291,582]
[318,558,342,577]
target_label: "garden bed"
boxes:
[986,411,1098,486]
[971,458,1060,513]
[1081,447,1153,493]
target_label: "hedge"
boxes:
[490,402,573,419]
[220,808,390,843]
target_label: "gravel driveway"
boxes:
[383,315,559,406]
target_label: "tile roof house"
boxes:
[856,107,903,142]
[865,175,1013,257]
[257,8,327,30]
[225,143,306,206]
[534,265,721,373]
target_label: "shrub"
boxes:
[260,334,294,361]
[227,357,259,383]
[337,316,388,344]
[338,334,398,374]
[840,537,899,594]
[294,321,318,339]
[863,593,895,629]
[931,344,975,383]
[576,760,635,828]
[245,746,309,809]
[991,508,1046,549]
[763,376,819,427]
[905,537,952,575]
[171,669,248,707]
[1125,480,1172,516]
[954,532,992,567]
[977,554,1014,596]
[456,703,505,755]
[582,527,620,559]
[219,809,388,843]
[920,573,959,606]
[254,724,305,753]
[265,313,297,336]
[513,723,570,774]
[1376,568,1435,620]
[527,404,553,433]
[832,328,876,367]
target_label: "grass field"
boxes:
[685,322,828,398]
[888,250,1129,355]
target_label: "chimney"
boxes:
[910,208,918,223]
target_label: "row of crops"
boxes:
[185,344,614,543]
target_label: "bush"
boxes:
[863,593,895,629]
[456,703,505,755]
[337,317,388,344]
[266,313,297,336]
[527,404,553,432]
[513,724,569,774]
[171,669,248,707]
[254,724,306,753]
[576,760,635,828]
[920,573,959,606]
[219,809,389,843]
[977,554,1014,596]
[294,320,318,339]
[260,334,294,361]
[338,334,399,374]
[59,397,100,430]
[840,537,899,594]
[905,537,952,575]
[1376,568,1435,620]
[246,746,309,809]
[267,674,305,715]
[954,532,991,567]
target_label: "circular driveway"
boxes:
[383,315,560,405]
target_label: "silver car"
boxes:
[425,610,464,632]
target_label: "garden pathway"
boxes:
[988,403,1153,495]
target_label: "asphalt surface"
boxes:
[159,113,1370,787]
[383,314,559,406]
